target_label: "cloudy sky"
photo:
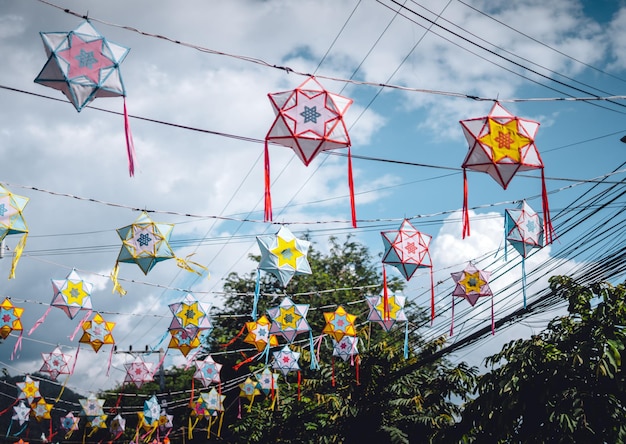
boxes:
[0,0,625,396]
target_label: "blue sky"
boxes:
[0,0,625,395]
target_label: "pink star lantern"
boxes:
[40,346,72,381]
[123,356,155,388]
[34,20,135,175]
[193,354,223,388]
[268,296,311,343]
[459,102,553,241]
[450,262,494,335]
[264,76,356,226]
[60,412,80,432]
[332,336,359,362]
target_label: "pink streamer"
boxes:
[28,305,52,336]
[69,309,92,341]
[123,97,136,177]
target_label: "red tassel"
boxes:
[430,266,435,323]
[189,377,195,405]
[297,371,301,401]
[541,170,555,245]
[233,352,260,371]
[221,324,246,349]
[347,146,357,228]
[264,141,273,222]
[382,267,390,321]
[462,169,470,238]
[123,97,136,177]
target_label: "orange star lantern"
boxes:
[79,312,115,352]
[460,102,553,242]
[322,306,357,342]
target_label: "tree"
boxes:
[452,276,626,443]
[211,235,476,443]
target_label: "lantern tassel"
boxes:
[123,97,136,177]
[264,141,273,222]
[348,146,357,228]
[462,169,470,238]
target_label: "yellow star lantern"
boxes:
[79,312,115,352]
[322,306,357,342]
[459,102,553,242]
[31,398,53,422]
[50,269,93,319]
[17,375,41,404]
[0,297,23,340]
[257,226,311,287]
[366,294,407,332]
[0,183,29,279]
[268,297,310,343]
[168,329,201,357]
[168,293,212,339]
[244,315,278,352]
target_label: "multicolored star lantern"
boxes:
[193,355,223,388]
[137,395,161,436]
[0,183,29,279]
[79,393,105,418]
[109,414,126,438]
[264,76,356,226]
[239,376,261,408]
[268,297,311,343]
[34,20,136,175]
[322,306,357,342]
[332,336,359,362]
[381,219,435,320]
[257,226,311,287]
[168,328,201,357]
[244,315,279,352]
[16,375,41,404]
[366,294,408,333]
[31,398,53,422]
[79,312,115,352]
[40,346,72,381]
[459,102,553,242]
[124,356,155,389]
[168,293,213,339]
[271,345,301,377]
[205,387,226,416]
[256,367,279,397]
[450,263,494,335]
[60,412,80,433]
[0,297,23,340]
[51,269,93,319]
[505,200,544,308]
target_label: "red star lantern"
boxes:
[40,346,72,381]
[460,102,553,242]
[450,263,494,335]
[264,76,356,226]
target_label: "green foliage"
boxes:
[451,276,626,443]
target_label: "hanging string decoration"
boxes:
[505,200,544,308]
[0,183,29,279]
[460,102,553,242]
[264,76,356,226]
[34,20,136,175]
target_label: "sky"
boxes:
[0,0,625,400]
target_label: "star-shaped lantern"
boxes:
[257,226,311,287]
[60,412,80,432]
[168,293,212,339]
[244,315,279,352]
[459,102,553,241]
[79,312,115,352]
[0,183,29,279]
[51,269,93,319]
[271,345,301,377]
[0,297,24,340]
[124,356,155,388]
[34,21,135,175]
[40,346,72,381]
[204,387,226,415]
[239,377,261,404]
[17,375,41,404]
[381,219,435,320]
[79,393,105,418]
[193,355,223,388]
[139,395,161,429]
[505,200,544,308]
[87,414,108,431]
[450,263,494,335]
[322,306,357,342]
[109,414,126,437]
[264,76,355,225]
[168,328,201,357]
[31,398,53,422]
[366,294,408,332]
[12,401,30,426]
[256,367,279,397]
[333,336,359,362]
[268,296,311,343]
[115,212,175,276]
[190,394,210,420]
